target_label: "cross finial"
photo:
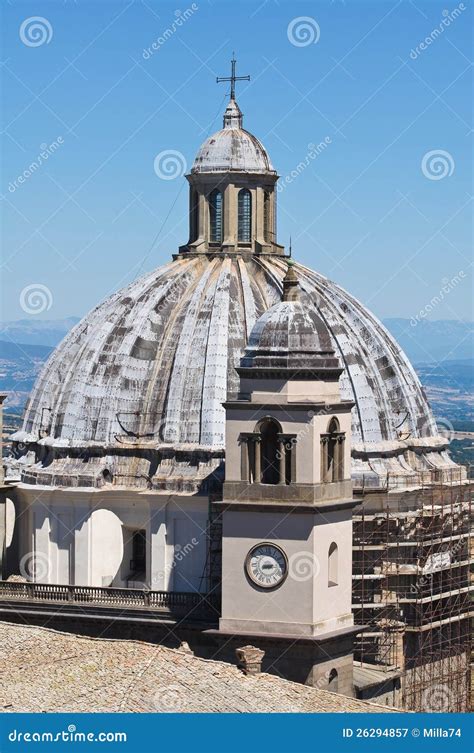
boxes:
[216,54,250,100]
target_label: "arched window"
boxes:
[260,418,280,484]
[209,189,223,243]
[326,417,339,481]
[321,417,344,483]
[238,188,251,243]
[241,422,295,485]
[328,668,339,693]
[328,542,338,587]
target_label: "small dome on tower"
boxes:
[239,266,341,375]
[192,98,275,174]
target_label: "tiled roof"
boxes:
[0,622,399,713]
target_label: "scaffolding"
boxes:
[353,467,472,712]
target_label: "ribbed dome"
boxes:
[192,99,275,174]
[240,298,340,373]
[16,254,452,487]
[192,129,274,174]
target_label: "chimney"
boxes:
[235,645,265,676]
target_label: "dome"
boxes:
[192,99,275,174]
[240,267,340,374]
[15,254,453,489]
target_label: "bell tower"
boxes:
[217,265,362,693]
[179,57,285,256]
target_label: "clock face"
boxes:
[246,543,288,589]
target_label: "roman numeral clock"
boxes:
[246,543,288,589]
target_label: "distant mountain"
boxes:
[415,358,473,392]
[0,340,54,409]
[383,319,473,364]
[0,341,53,361]
[0,317,79,347]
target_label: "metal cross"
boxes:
[216,54,250,100]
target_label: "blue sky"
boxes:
[1,0,472,323]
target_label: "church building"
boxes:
[6,60,470,710]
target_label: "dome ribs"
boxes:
[135,259,205,442]
[338,286,431,441]
[161,259,217,445]
[174,262,223,445]
[95,266,188,443]
[22,315,93,436]
[199,258,232,447]
[50,292,128,442]
[225,264,246,402]
[236,257,258,340]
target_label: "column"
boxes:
[240,435,249,481]
[320,436,328,483]
[149,501,167,590]
[335,436,345,481]
[290,437,297,483]
[251,187,258,250]
[253,436,261,483]
[278,436,286,485]
[223,183,236,249]
[254,187,264,248]
[198,191,207,246]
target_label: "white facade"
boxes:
[14,487,208,591]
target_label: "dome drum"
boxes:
[179,168,284,257]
